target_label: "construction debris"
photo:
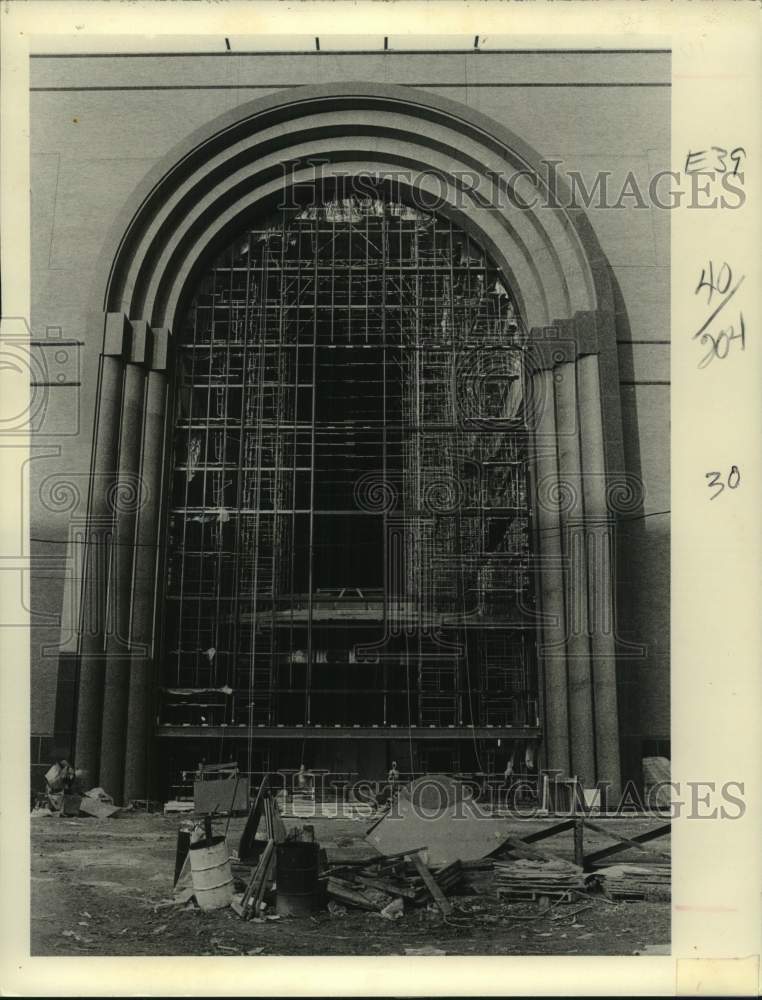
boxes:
[325,876,379,912]
[410,852,453,916]
[586,864,671,901]
[494,859,587,901]
[79,788,122,819]
[32,791,673,955]
[33,770,126,819]
[320,848,466,915]
[379,897,404,921]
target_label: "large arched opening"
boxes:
[73,85,627,805]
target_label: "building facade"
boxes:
[29,47,670,803]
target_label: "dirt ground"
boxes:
[31,812,670,956]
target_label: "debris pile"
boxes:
[322,850,465,916]
[145,773,676,952]
[32,761,126,819]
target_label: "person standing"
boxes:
[387,760,400,785]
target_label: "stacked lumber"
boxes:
[493,858,586,900]
[587,863,671,901]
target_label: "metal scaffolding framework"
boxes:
[159,189,538,749]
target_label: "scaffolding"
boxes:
[160,187,537,753]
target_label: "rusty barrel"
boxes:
[275,841,320,916]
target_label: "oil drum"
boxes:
[275,841,320,916]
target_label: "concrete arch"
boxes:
[92,83,613,337]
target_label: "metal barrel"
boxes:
[275,842,321,916]
[189,835,234,910]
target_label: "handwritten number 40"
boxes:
[706,466,741,501]
[695,261,733,305]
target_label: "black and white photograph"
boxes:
[2,0,759,992]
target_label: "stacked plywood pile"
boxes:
[586,863,671,901]
[493,859,586,901]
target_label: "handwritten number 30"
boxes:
[706,466,741,501]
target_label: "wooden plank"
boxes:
[238,855,264,920]
[585,820,672,868]
[325,878,381,912]
[522,819,577,843]
[583,819,670,850]
[239,841,268,912]
[249,839,275,916]
[267,796,288,844]
[573,819,585,868]
[411,853,452,916]
[325,847,426,872]
[621,824,672,847]
[412,863,463,904]
[582,821,671,866]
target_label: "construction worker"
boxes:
[295,763,314,798]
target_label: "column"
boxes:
[123,329,170,804]
[577,353,622,802]
[74,314,128,785]
[530,364,570,778]
[99,322,150,802]
[553,361,596,788]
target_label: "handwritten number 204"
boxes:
[706,466,741,501]
[698,315,745,369]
